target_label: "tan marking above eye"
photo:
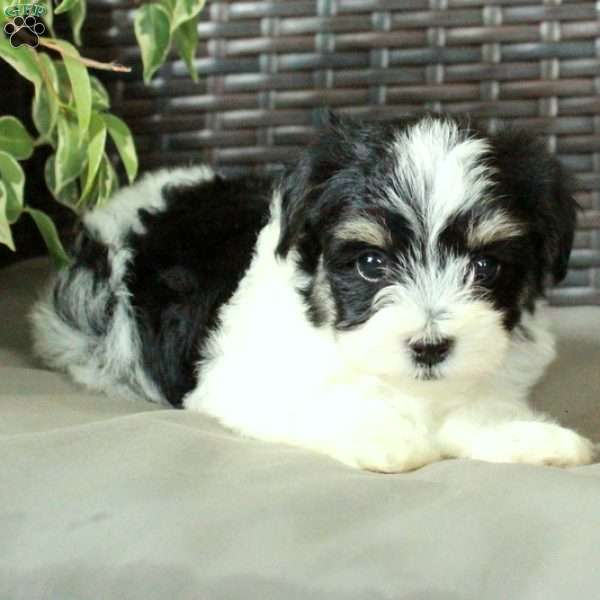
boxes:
[333,218,391,248]
[466,212,525,248]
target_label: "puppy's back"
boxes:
[30,167,273,406]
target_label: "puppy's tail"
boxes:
[30,227,161,402]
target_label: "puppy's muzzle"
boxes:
[409,338,454,367]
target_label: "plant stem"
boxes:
[38,38,132,73]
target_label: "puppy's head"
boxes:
[276,112,576,382]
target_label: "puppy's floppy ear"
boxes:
[275,154,314,257]
[275,109,355,258]
[544,162,576,283]
[491,129,577,284]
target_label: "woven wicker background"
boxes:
[22,1,600,303]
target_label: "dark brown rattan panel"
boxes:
[83,0,599,304]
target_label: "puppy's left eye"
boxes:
[472,256,500,285]
[356,251,388,282]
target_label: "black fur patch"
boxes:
[75,230,111,281]
[487,129,576,287]
[127,175,272,407]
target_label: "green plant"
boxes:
[0,0,206,266]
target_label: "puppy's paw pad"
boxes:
[471,422,595,467]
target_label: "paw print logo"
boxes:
[3,15,45,48]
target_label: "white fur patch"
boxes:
[391,117,495,244]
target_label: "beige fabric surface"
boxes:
[1,259,599,600]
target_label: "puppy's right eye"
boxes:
[356,251,388,282]
[471,256,500,286]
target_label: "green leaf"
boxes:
[158,0,175,19]
[68,0,86,45]
[173,0,205,30]
[0,37,42,87]
[96,154,119,206]
[103,113,138,184]
[80,112,107,201]
[54,62,72,105]
[52,40,92,140]
[0,150,25,223]
[54,0,79,15]
[173,16,198,82]
[32,54,60,141]
[0,116,34,160]
[44,154,80,209]
[0,182,16,251]
[55,115,86,194]
[134,3,172,84]
[25,208,71,269]
[90,76,110,110]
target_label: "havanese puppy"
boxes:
[31,112,595,472]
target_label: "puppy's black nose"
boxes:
[409,338,454,366]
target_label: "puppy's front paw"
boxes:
[332,425,442,473]
[469,421,595,467]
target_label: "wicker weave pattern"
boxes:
[87,0,600,304]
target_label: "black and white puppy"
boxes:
[31,113,595,472]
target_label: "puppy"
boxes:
[31,113,595,472]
